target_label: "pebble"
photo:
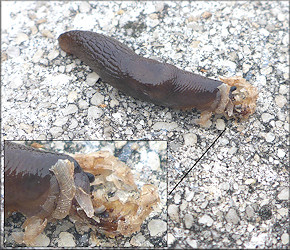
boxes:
[198,214,214,227]
[41,30,54,38]
[91,92,104,105]
[186,238,198,248]
[281,233,289,245]
[245,205,255,219]
[79,1,91,13]
[33,233,50,247]
[216,119,225,130]
[15,32,28,44]
[110,99,119,107]
[57,232,76,247]
[49,126,63,137]
[277,149,286,158]
[62,104,78,115]
[152,122,178,131]
[184,214,194,229]
[6,46,20,58]
[147,151,160,170]
[148,219,167,236]
[32,49,44,63]
[68,91,78,102]
[265,132,275,142]
[275,95,287,108]
[183,133,197,146]
[278,188,289,200]
[88,106,104,119]
[53,116,68,126]
[260,28,270,37]
[261,113,274,123]
[47,49,59,60]
[225,208,240,224]
[168,204,180,222]
[130,233,145,246]
[86,72,100,86]
[245,179,256,185]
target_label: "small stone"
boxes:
[54,117,68,126]
[152,122,178,131]
[225,208,240,224]
[49,126,63,137]
[281,233,289,245]
[110,99,119,107]
[265,132,275,142]
[47,49,59,60]
[168,204,180,222]
[198,214,214,227]
[30,25,38,35]
[277,13,285,22]
[261,113,274,123]
[33,233,50,247]
[277,149,286,158]
[275,95,287,108]
[168,233,175,245]
[7,46,20,58]
[260,28,269,36]
[245,179,256,185]
[86,72,100,86]
[91,92,104,105]
[62,104,78,115]
[88,106,103,119]
[15,33,29,44]
[148,219,167,236]
[277,208,288,216]
[68,91,78,102]
[79,1,91,13]
[202,11,212,19]
[183,133,197,146]
[245,205,255,219]
[190,40,201,48]
[149,13,158,20]
[58,232,76,247]
[184,214,194,229]
[32,49,44,63]
[258,205,272,220]
[42,30,54,38]
[228,146,237,154]
[155,2,164,12]
[216,119,225,130]
[130,233,146,246]
[147,151,160,171]
[186,238,198,248]
[278,188,289,200]
[69,118,78,129]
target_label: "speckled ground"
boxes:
[1,1,289,249]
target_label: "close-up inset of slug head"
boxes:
[58,30,258,127]
[4,141,165,247]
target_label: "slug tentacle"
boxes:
[59,30,258,125]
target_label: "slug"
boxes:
[58,30,258,125]
[4,141,94,246]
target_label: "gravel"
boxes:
[1,1,289,249]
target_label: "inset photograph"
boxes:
[3,140,167,248]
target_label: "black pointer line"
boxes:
[169,127,226,195]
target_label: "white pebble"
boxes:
[147,151,160,171]
[183,133,197,146]
[277,149,286,158]
[33,233,50,247]
[47,49,59,60]
[184,214,194,229]
[88,106,103,119]
[91,92,104,105]
[168,204,180,222]
[216,119,225,130]
[281,233,289,245]
[148,219,167,236]
[261,113,274,123]
[198,214,214,227]
[86,72,100,86]
[186,238,198,248]
[275,95,287,108]
[15,32,29,44]
[62,104,78,115]
[265,132,275,142]
[278,188,289,200]
[57,232,76,247]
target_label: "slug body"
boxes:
[59,30,252,125]
[4,141,94,245]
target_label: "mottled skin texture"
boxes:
[4,141,91,218]
[58,30,223,112]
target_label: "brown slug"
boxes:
[4,141,94,245]
[58,30,258,125]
